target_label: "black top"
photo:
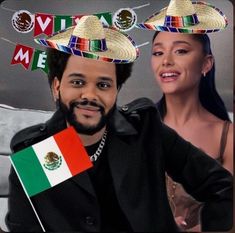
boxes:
[86,138,132,232]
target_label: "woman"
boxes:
[136,0,232,230]
[151,31,233,231]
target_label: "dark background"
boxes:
[0,0,233,112]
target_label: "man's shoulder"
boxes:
[111,98,160,134]
[10,110,65,152]
[10,123,48,152]
[118,97,156,114]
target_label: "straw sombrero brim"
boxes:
[136,2,228,33]
[35,25,139,63]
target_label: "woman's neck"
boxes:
[163,93,205,127]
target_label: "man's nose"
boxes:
[80,85,97,101]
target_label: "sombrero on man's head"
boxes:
[35,15,139,63]
[136,0,228,33]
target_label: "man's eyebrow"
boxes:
[68,73,84,78]
[153,40,192,47]
[67,73,114,82]
[98,77,114,82]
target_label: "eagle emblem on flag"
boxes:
[43,151,62,170]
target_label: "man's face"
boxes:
[52,55,118,135]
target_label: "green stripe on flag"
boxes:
[11,146,51,197]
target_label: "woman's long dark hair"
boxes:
[153,31,230,121]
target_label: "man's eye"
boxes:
[98,82,111,89]
[71,80,84,86]
[152,51,163,56]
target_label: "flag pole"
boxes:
[9,157,46,232]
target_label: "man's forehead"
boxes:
[67,55,116,68]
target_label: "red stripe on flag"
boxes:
[54,127,93,175]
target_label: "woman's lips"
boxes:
[159,71,180,82]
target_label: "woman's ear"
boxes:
[52,77,60,101]
[202,54,214,75]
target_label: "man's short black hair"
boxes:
[47,48,134,90]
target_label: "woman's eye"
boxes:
[175,49,188,55]
[152,51,163,56]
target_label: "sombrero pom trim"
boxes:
[34,22,139,64]
[136,1,228,34]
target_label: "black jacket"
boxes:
[6,98,233,232]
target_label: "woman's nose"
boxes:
[162,53,174,66]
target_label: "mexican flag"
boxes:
[10,126,93,197]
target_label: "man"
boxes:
[6,15,232,232]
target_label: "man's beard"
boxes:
[57,96,115,135]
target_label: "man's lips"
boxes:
[71,100,105,117]
[77,105,101,111]
[75,105,101,117]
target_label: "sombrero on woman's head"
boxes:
[136,0,228,33]
[35,15,139,63]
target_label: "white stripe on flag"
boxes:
[32,137,73,187]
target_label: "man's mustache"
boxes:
[70,100,105,113]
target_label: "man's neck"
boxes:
[65,122,106,146]
[79,128,107,146]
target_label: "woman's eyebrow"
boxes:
[153,40,191,47]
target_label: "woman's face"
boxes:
[151,31,213,95]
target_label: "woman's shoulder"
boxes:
[203,113,229,143]
[183,113,227,159]
[206,113,233,174]
[201,111,225,130]
[222,121,233,174]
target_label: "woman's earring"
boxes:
[203,72,206,77]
